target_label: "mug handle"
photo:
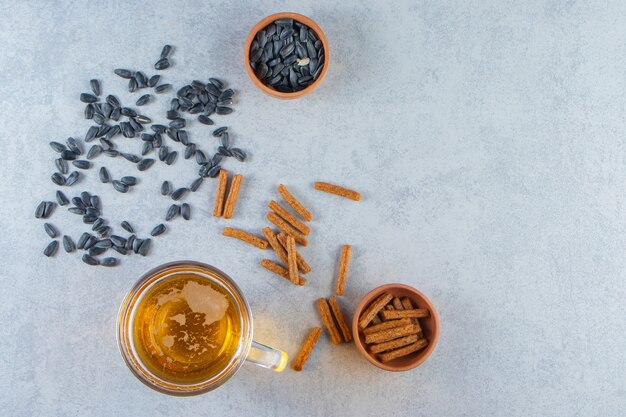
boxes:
[245,340,288,371]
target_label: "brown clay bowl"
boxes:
[352,284,440,371]
[243,12,329,99]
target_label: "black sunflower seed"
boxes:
[161,181,171,196]
[104,149,119,157]
[87,145,103,159]
[219,89,234,100]
[120,107,137,118]
[44,241,58,257]
[209,78,224,89]
[72,160,91,169]
[198,114,214,125]
[83,235,97,250]
[68,207,85,215]
[55,158,69,174]
[169,118,185,129]
[110,235,126,248]
[90,195,100,210]
[134,71,148,88]
[138,238,151,256]
[155,83,172,93]
[136,94,151,106]
[44,223,58,238]
[142,141,152,155]
[220,133,229,148]
[148,75,160,87]
[62,235,76,253]
[99,167,110,183]
[189,177,203,191]
[231,148,247,162]
[61,150,77,161]
[114,68,133,79]
[56,191,69,206]
[83,214,98,224]
[165,151,177,165]
[137,158,155,171]
[150,224,166,236]
[129,118,144,132]
[189,103,203,114]
[92,218,104,231]
[218,146,232,157]
[126,235,136,250]
[155,58,170,70]
[85,126,99,142]
[105,125,121,140]
[81,190,91,205]
[96,225,111,237]
[158,145,169,161]
[213,126,228,137]
[177,130,189,144]
[120,176,137,186]
[151,124,167,133]
[71,197,85,208]
[160,44,172,59]
[102,257,119,267]
[121,221,134,233]
[51,172,65,186]
[106,94,120,107]
[172,187,189,201]
[208,164,222,178]
[85,104,95,119]
[211,153,223,166]
[93,112,106,125]
[89,246,106,256]
[165,204,180,221]
[166,110,179,120]
[95,238,112,249]
[170,98,180,111]
[90,79,101,96]
[128,78,137,93]
[41,201,56,218]
[195,150,207,165]
[112,246,127,256]
[181,203,191,220]
[112,180,129,193]
[80,93,98,103]
[82,254,99,266]
[135,115,152,124]
[184,144,196,159]
[205,82,220,96]
[77,232,90,249]
[121,153,140,163]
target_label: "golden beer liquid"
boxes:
[131,274,242,384]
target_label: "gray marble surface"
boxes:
[1,1,625,416]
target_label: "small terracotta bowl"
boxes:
[243,12,329,99]
[352,284,440,371]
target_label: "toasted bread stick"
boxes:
[260,259,306,285]
[223,174,243,219]
[362,318,412,335]
[293,327,322,371]
[392,297,404,310]
[314,182,361,201]
[378,339,429,363]
[278,184,312,221]
[262,227,288,265]
[358,292,393,328]
[277,232,311,274]
[316,298,342,345]
[364,323,421,344]
[269,200,310,235]
[335,245,352,296]
[401,296,423,336]
[370,334,418,354]
[371,316,382,325]
[267,212,307,246]
[328,296,352,343]
[223,227,268,249]
[286,236,299,285]
[212,169,229,217]
[380,309,430,320]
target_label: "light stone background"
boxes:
[0,1,624,416]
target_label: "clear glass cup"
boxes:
[117,260,288,396]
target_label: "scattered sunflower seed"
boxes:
[155,58,170,70]
[189,177,203,191]
[99,167,110,183]
[151,224,166,236]
[148,75,160,87]
[56,191,69,206]
[231,148,247,162]
[80,93,98,103]
[61,150,77,161]
[161,181,171,196]
[120,176,137,186]
[155,83,172,93]
[112,180,129,193]
[136,94,151,106]
[198,114,214,125]
[165,204,180,221]
[213,126,228,137]
[121,221,134,233]
[138,238,151,256]
[90,79,101,96]
[82,254,99,266]
[102,257,119,267]
[63,235,76,253]
[171,187,188,201]
[72,160,91,169]
[137,158,155,171]
[181,203,191,220]
[44,223,58,238]
[87,145,103,159]
[165,151,177,165]
[44,240,58,257]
